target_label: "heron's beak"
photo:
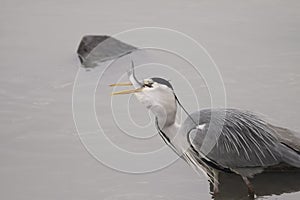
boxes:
[110,82,143,95]
[109,82,133,87]
[110,59,144,95]
[111,87,143,95]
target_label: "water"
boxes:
[1,0,300,199]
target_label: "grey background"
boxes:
[1,0,300,199]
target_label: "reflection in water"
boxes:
[210,170,300,199]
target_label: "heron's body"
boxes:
[155,108,300,193]
[182,109,300,170]
[111,62,300,196]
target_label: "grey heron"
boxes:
[110,61,300,197]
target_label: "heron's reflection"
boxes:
[211,169,300,199]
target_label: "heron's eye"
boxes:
[143,80,154,88]
[144,82,153,88]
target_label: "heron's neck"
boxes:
[150,95,181,140]
[156,112,181,141]
[161,121,181,141]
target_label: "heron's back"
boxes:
[181,108,300,170]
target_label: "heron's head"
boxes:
[110,63,177,127]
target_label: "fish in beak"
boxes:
[110,60,143,95]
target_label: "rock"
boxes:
[77,35,137,68]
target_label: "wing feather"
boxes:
[183,109,285,169]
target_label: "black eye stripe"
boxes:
[151,77,173,90]
[144,82,153,88]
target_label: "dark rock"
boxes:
[77,35,137,67]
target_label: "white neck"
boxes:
[149,94,181,141]
[152,100,190,154]
[160,121,181,141]
[156,116,188,155]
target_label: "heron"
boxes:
[110,61,300,197]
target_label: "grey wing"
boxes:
[268,124,300,168]
[269,124,300,152]
[184,109,285,169]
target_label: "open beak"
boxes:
[110,82,143,95]
[109,82,133,87]
[110,60,143,95]
[111,88,143,95]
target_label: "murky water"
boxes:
[1,0,300,199]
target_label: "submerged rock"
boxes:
[77,35,137,68]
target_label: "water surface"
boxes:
[1,0,300,199]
